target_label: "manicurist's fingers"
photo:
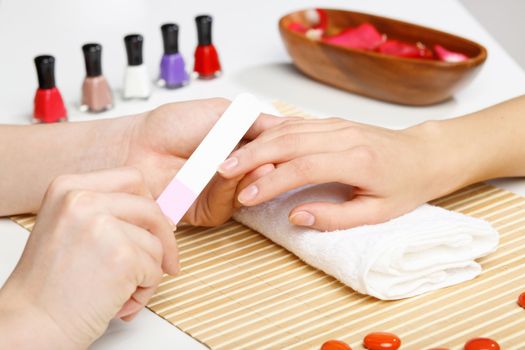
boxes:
[45,167,152,202]
[115,249,164,320]
[71,191,177,275]
[288,196,386,231]
[99,193,179,275]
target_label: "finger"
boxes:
[116,219,164,265]
[220,128,356,178]
[115,251,163,320]
[116,285,159,321]
[243,114,298,140]
[234,163,275,208]
[93,192,179,275]
[46,167,152,203]
[236,150,370,206]
[288,196,387,231]
[252,117,349,144]
[183,172,242,226]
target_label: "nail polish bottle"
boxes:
[123,34,151,99]
[193,15,221,79]
[158,23,189,88]
[33,55,67,123]
[80,43,113,113]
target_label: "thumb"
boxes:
[288,196,386,231]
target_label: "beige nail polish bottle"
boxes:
[80,43,113,113]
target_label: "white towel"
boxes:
[233,183,499,300]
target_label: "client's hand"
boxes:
[0,168,178,349]
[124,98,283,226]
[219,118,460,231]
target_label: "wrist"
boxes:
[76,115,139,172]
[405,119,477,200]
[0,287,80,350]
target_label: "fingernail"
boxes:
[238,185,258,204]
[219,157,238,172]
[289,211,315,226]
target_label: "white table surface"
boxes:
[1,0,524,348]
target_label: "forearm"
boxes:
[412,94,525,197]
[0,117,135,215]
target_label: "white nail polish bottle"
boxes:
[123,34,151,99]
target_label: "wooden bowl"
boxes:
[278,9,487,105]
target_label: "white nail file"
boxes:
[157,93,262,224]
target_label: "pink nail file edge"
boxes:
[156,93,262,224]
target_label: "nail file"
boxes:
[157,93,262,224]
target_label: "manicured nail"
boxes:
[289,211,315,226]
[219,157,238,172]
[238,185,259,204]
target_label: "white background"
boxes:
[1,0,524,348]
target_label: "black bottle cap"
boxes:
[82,43,103,77]
[161,23,179,54]
[195,15,213,46]
[34,55,56,89]
[124,34,144,66]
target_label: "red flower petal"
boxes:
[378,40,433,59]
[323,23,384,50]
[288,21,309,34]
[434,44,468,62]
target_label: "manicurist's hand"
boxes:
[124,98,283,226]
[0,98,284,226]
[0,168,178,349]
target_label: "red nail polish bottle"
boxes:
[194,15,221,79]
[33,55,67,123]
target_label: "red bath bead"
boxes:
[464,338,500,350]
[363,332,401,350]
[518,291,525,308]
[320,339,352,350]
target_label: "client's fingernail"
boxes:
[219,157,238,172]
[289,211,315,226]
[238,185,258,203]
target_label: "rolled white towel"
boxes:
[233,183,499,300]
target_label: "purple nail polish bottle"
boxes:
[158,23,189,88]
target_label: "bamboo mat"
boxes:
[10,104,525,349]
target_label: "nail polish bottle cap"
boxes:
[34,55,56,89]
[82,43,103,77]
[124,34,144,66]
[161,23,179,54]
[195,15,213,46]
